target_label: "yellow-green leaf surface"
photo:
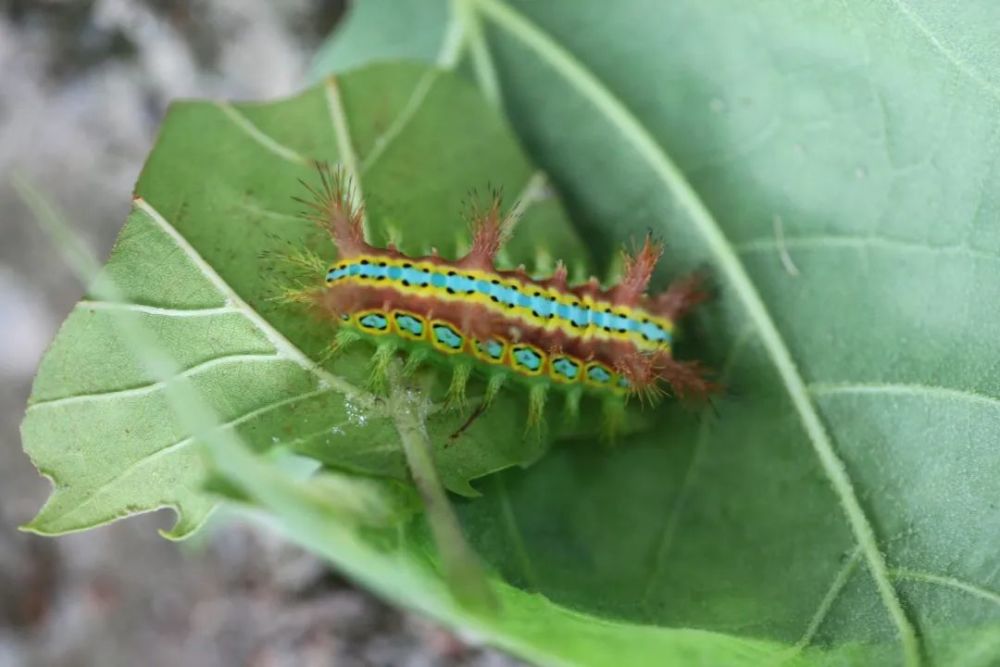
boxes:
[22,61,588,538]
[319,1,1000,665]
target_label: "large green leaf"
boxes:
[21,61,588,538]
[203,428,803,667]
[309,1,1000,665]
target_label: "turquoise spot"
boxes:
[513,346,542,371]
[485,340,504,359]
[587,365,612,383]
[433,324,464,350]
[431,273,447,288]
[475,280,490,293]
[387,266,402,280]
[556,304,570,318]
[348,265,361,276]
[394,314,424,336]
[552,357,580,380]
[359,313,388,331]
[618,376,631,389]
[517,294,531,307]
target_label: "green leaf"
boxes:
[22,61,588,538]
[311,1,1000,665]
[204,427,804,667]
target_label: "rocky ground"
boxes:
[0,2,521,665]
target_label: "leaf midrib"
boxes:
[465,0,920,662]
[133,198,375,409]
[27,351,283,409]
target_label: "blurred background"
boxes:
[0,1,519,665]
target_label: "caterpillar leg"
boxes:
[319,327,362,363]
[402,348,430,377]
[368,340,398,392]
[483,372,507,406]
[564,387,583,422]
[601,396,627,442]
[447,371,503,443]
[526,384,548,430]
[446,362,473,411]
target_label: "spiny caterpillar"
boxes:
[296,166,714,436]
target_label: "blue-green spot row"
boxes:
[327,259,671,343]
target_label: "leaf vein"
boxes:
[361,70,442,174]
[641,327,756,603]
[132,198,375,409]
[324,77,370,241]
[457,0,502,106]
[886,0,1000,104]
[891,568,1000,607]
[235,200,308,224]
[48,386,337,526]
[27,352,285,409]
[494,474,538,589]
[78,300,240,317]
[216,102,311,165]
[810,382,1000,410]
[788,546,864,658]
[438,0,468,68]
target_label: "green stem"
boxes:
[387,363,496,613]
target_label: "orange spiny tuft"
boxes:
[297,163,368,258]
[613,233,663,305]
[458,189,510,270]
[614,351,664,406]
[547,261,569,290]
[651,352,720,401]
[652,271,710,320]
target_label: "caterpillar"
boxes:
[296,166,714,436]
